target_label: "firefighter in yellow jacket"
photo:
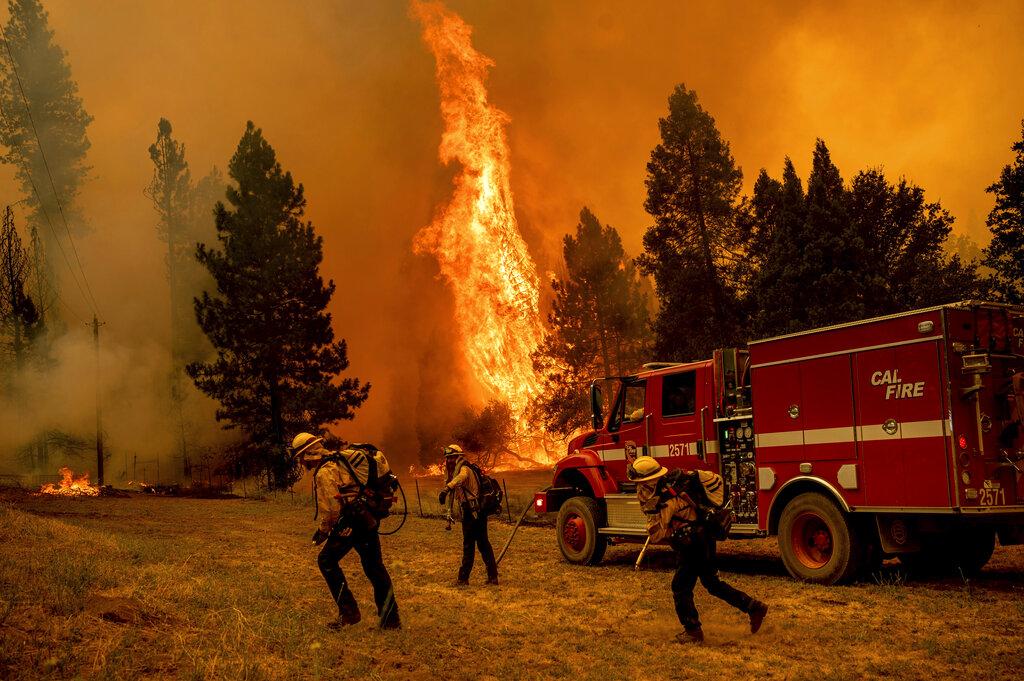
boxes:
[293,432,401,630]
[628,455,767,643]
[439,444,498,585]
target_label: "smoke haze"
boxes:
[1,0,1022,478]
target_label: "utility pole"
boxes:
[90,315,105,485]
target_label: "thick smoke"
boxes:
[2,0,1022,480]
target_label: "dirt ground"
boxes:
[1,485,1022,680]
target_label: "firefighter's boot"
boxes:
[328,586,361,629]
[675,628,704,644]
[379,610,402,631]
[748,600,769,634]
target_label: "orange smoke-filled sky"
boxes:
[9,0,1024,458]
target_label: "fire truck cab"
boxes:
[533,301,1024,584]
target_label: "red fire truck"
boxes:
[533,301,1024,584]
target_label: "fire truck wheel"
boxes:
[556,496,607,566]
[778,492,865,585]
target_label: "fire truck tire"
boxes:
[556,496,607,566]
[778,492,865,585]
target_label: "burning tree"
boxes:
[411,0,543,420]
[187,122,369,489]
[452,399,544,469]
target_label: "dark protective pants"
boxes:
[459,502,498,582]
[318,521,399,625]
[672,535,753,631]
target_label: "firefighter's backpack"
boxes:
[692,470,733,541]
[337,444,400,520]
[661,469,733,541]
[462,462,504,516]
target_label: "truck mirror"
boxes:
[590,383,604,430]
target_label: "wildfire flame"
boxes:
[409,463,445,477]
[39,466,100,497]
[411,0,543,417]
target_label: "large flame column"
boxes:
[412,1,542,415]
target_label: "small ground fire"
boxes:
[38,466,100,497]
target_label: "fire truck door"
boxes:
[600,379,648,476]
[854,342,948,507]
[648,368,708,469]
[894,342,949,507]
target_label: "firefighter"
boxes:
[293,432,401,630]
[627,455,768,643]
[439,444,499,586]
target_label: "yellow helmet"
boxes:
[291,432,324,459]
[443,443,463,457]
[627,455,668,482]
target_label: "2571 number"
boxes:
[667,443,690,457]
[979,488,1006,506]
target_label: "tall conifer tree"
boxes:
[188,122,368,488]
[638,84,744,361]
[0,0,92,293]
[983,120,1024,303]
[532,207,650,438]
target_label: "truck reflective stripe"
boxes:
[805,427,857,445]
[753,420,948,449]
[857,419,948,441]
[755,431,803,448]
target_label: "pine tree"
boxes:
[983,120,1024,303]
[752,142,872,335]
[0,0,92,252]
[531,207,650,439]
[145,119,223,478]
[637,84,744,361]
[0,206,39,383]
[749,141,981,337]
[750,158,809,336]
[146,118,192,369]
[187,122,369,489]
[848,168,983,311]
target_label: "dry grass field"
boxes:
[1,480,1023,681]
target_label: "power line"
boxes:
[0,21,101,321]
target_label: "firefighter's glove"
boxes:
[311,529,329,546]
[438,489,448,505]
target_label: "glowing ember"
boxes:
[411,0,543,416]
[39,466,100,497]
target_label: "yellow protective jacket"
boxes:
[636,478,698,543]
[444,457,481,513]
[313,448,385,533]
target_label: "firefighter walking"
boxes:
[628,456,767,643]
[439,444,499,586]
[293,432,401,630]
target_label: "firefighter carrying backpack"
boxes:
[461,462,504,517]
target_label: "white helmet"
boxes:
[292,432,324,460]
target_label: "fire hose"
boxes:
[379,481,408,536]
[495,485,551,566]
